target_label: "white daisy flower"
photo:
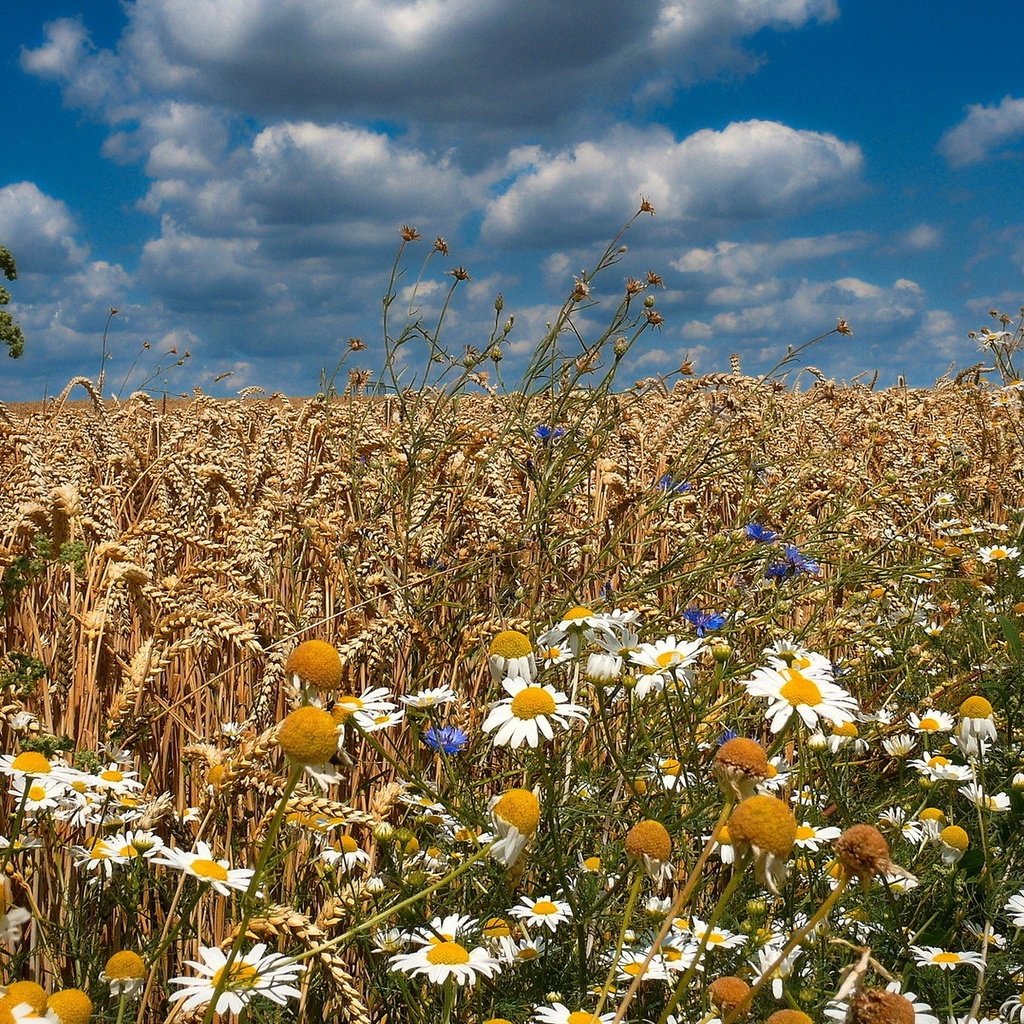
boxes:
[879,806,925,845]
[742,665,858,733]
[510,895,572,933]
[167,943,304,1015]
[400,686,458,709]
[753,945,801,999]
[629,636,704,681]
[389,939,501,986]
[910,946,985,970]
[533,628,574,669]
[685,917,745,950]
[911,754,973,783]
[9,776,65,815]
[407,913,477,947]
[793,822,841,851]
[762,640,834,679]
[959,782,1010,813]
[92,764,145,795]
[533,1003,616,1023]
[73,836,130,876]
[333,687,397,730]
[883,733,916,757]
[978,545,1020,563]
[107,829,164,861]
[614,949,669,983]
[0,752,71,782]
[908,710,954,735]
[152,841,256,895]
[320,835,370,874]
[358,709,406,732]
[1004,889,1024,926]
[496,933,547,965]
[481,676,588,748]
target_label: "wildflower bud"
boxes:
[711,641,731,662]
[848,989,916,1024]
[643,295,655,308]
[489,347,503,362]
[494,293,504,313]
[807,732,828,751]
[365,875,387,893]
[613,337,629,358]
[746,898,766,917]
[405,869,428,888]
[373,822,395,843]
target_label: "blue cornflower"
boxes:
[744,523,778,543]
[717,728,739,745]
[657,474,691,494]
[766,544,820,580]
[682,608,727,636]
[422,726,469,755]
[534,425,566,443]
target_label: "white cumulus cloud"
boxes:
[939,95,1024,167]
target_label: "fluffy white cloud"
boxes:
[939,95,1024,167]
[482,122,863,247]
[673,232,871,279]
[0,182,89,274]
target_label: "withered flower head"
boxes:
[400,225,421,241]
[834,824,890,883]
[848,989,916,1024]
[433,236,449,255]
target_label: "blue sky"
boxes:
[2,1,1023,398]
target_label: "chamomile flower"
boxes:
[489,788,541,866]
[167,943,304,1014]
[73,837,129,877]
[482,677,588,748]
[918,807,947,840]
[615,949,669,983]
[630,636,704,681]
[882,733,916,757]
[625,819,674,883]
[407,913,476,947]
[652,756,696,792]
[153,841,256,895]
[9,776,65,816]
[753,945,802,999]
[978,545,1020,563]
[959,782,1010,813]
[332,687,398,730]
[763,640,833,678]
[92,764,145,795]
[101,951,147,999]
[107,829,164,861]
[728,795,797,894]
[792,822,841,851]
[358,708,406,732]
[1003,995,1024,1022]
[912,754,973,783]
[510,895,572,933]
[743,665,858,733]
[320,835,370,873]
[533,1004,616,1023]
[389,940,501,986]
[956,696,997,755]
[685,918,745,950]
[497,933,547,965]
[488,631,538,682]
[937,825,970,865]
[826,983,939,1024]
[400,686,458,709]
[879,806,925,845]
[0,752,69,782]
[910,946,985,970]
[1004,889,1024,926]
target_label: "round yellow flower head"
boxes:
[483,1019,515,1024]
[728,795,796,858]
[959,695,993,719]
[276,706,340,765]
[766,1012,813,1024]
[103,950,146,981]
[3,981,47,1013]
[625,819,672,863]
[47,989,93,1024]
[285,640,343,692]
[919,807,946,824]
[849,989,916,1024]
[492,788,540,836]
[708,975,751,1012]
[482,916,512,938]
[939,825,969,851]
[206,763,229,790]
[834,824,891,882]
[562,605,594,622]
[9,752,51,776]
[488,630,533,659]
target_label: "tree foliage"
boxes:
[0,244,26,358]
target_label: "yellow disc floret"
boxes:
[103,950,146,981]
[492,789,540,835]
[766,1012,813,1024]
[939,825,969,851]
[960,695,993,719]
[46,989,93,1024]
[919,807,946,823]
[285,640,343,692]
[510,687,557,720]
[276,706,340,765]
[425,941,470,965]
[778,668,823,707]
[488,630,533,658]
[4,981,47,1013]
[625,819,672,862]
[563,606,594,621]
[728,795,797,857]
[10,752,52,776]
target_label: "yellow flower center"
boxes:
[285,639,343,691]
[532,900,558,915]
[492,788,540,835]
[795,825,816,841]
[582,856,602,871]
[11,752,51,775]
[831,722,858,737]
[211,961,260,988]
[660,758,682,776]
[568,1014,601,1024]
[718,824,732,844]
[928,756,950,767]
[625,819,671,862]
[118,844,140,858]
[90,840,111,860]
[542,647,563,659]
[933,952,961,963]
[729,795,797,857]
[510,687,557,720]
[655,650,684,668]
[191,858,229,881]
[919,808,946,822]
[488,630,533,658]
[332,696,364,722]
[563,606,594,621]
[518,946,539,960]
[960,695,993,719]
[277,706,340,764]
[104,951,146,980]
[6,981,47,1013]
[622,962,645,976]
[340,835,359,854]
[778,668,823,707]
[482,917,511,938]
[940,825,969,850]
[100,770,124,783]
[425,941,470,965]
[46,989,93,1024]
[919,717,940,731]
[27,785,46,801]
